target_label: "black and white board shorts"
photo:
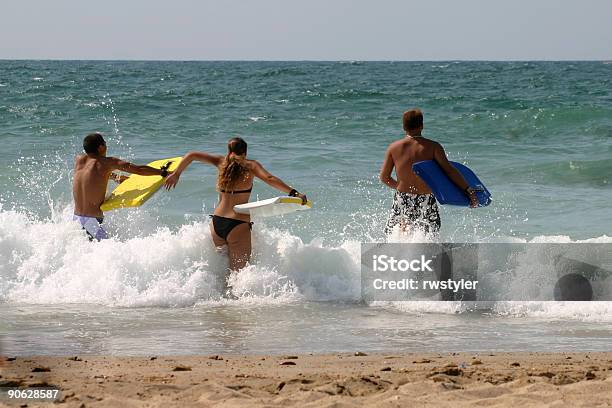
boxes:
[384,191,441,235]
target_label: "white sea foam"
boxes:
[0,206,360,307]
[1,206,611,322]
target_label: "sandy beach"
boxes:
[2,352,612,407]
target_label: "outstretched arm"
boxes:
[251,161,308,204]
[109,158,166,177]
[164,151,223,190]
[379,147,398,189]
[433,143,478,207]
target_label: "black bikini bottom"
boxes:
[211,215,253,241]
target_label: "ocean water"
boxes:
[1,61,611,355]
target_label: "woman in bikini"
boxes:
[164,137,307,271]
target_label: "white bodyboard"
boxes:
[234,196,312,217]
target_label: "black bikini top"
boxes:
[218,186,252,194]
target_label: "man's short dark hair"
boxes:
[403,109,424,132]
[83,133,106,154]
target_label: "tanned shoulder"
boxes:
[100,156,123,171]
[430,139,443,150]
[74,154,87,168]
[387,139,404,153]
[418,136,436,144]
[243,159,260,171]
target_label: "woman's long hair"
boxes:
[217,137,248,192]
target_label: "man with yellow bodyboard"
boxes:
[72,133,171,241]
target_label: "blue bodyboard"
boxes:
[412,160,492,207]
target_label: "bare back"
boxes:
[73,155,113,217]
[387,136,438,194]
[214,158,255,222]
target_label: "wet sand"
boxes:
[2,352,612,407]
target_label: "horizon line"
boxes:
[1,58,611,63]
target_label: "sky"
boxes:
[1,0,611,60]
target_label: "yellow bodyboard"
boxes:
[100,157,182,212]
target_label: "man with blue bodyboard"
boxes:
[379,109,479,236]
